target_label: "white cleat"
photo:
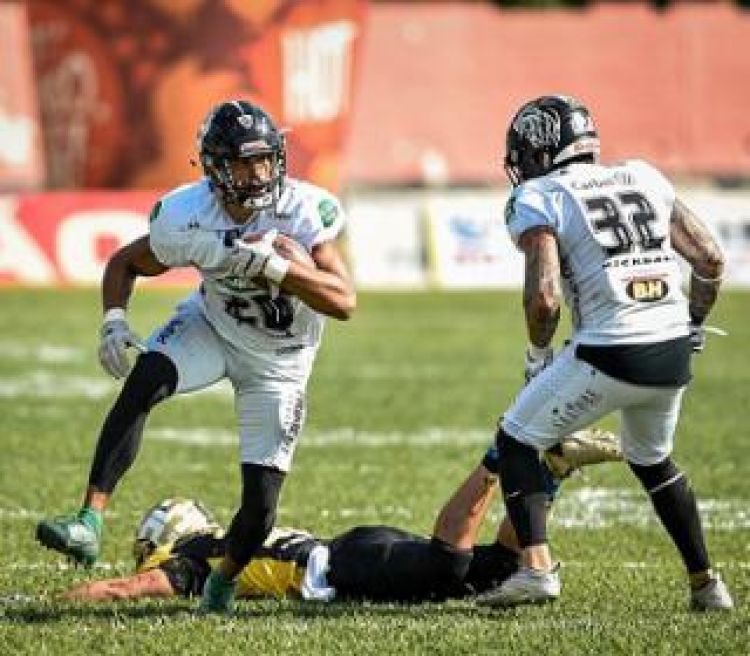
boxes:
[544,428,621,479]
[475,565,561,608]
[690,575,734,612]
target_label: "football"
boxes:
[241,231,315,268]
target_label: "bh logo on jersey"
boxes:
[626,278,669,303]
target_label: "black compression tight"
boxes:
[88,352,177,494]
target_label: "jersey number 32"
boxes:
[584,192,665,258]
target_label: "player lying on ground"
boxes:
[62,429,620,604]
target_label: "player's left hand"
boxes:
[524,345,553,384]
[227,229,278,279]
[98,316,146,379]
[688,322,705,354]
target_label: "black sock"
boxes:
[629,458,710,574]
[496,428,548,548]
[226,464,285,568]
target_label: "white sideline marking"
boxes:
[0,371,116,399]
[0,509,43,520]
[0,342,84,364]
[6,560,130,572]
[0,372,235,399]
[147,427,492,448]
[0,509,122,521]
[554,487,750,531]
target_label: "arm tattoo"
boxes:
[521,228,561,347]
[670,198,724,323]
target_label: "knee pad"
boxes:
[495,428,546,496]
[121,351,178,411]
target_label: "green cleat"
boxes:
[198,570,236,616]
[36,511,102,567]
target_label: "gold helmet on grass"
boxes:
[132,498,220,567]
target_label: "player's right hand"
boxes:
[524,345,553,384]
[98,316,145,379]
[227,229,278,279]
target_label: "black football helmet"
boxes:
[197,100,286,211]
[504,95,600,186]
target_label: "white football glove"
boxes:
[227,229,284,281]
[98,312,146,379]
[688,322,705,354]
[524,345,554,384]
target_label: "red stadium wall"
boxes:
[0,191,195,286]
[344,2,750,184]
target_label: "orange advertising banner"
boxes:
[0,2,45,190]
[26,0,367,192]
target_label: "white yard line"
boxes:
[0,372,235,399]
[147,426,492,447]
[0,342,84,364]
[553,486,750,530]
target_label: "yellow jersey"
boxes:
[138,526,322,598]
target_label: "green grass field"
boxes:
[0,288,748,654]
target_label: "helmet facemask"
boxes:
[205,146,285,211]
[197,101,287,216]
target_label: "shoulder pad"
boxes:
[155,180,214,231]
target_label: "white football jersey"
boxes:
[149,177,345,353]
[506,160,689,346]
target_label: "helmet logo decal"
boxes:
[237,114,255,129]
[512,107,561,149]
[570,111,596,134]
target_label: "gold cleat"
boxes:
[543,428,621,479]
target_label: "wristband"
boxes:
[103,307,126,323]
[691,270,723,283]
[263,253,291,285]
[528,344,552,360]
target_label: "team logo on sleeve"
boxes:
[317,199,338,228]
[626,278,669,303]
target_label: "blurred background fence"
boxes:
[2,0,749,288]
